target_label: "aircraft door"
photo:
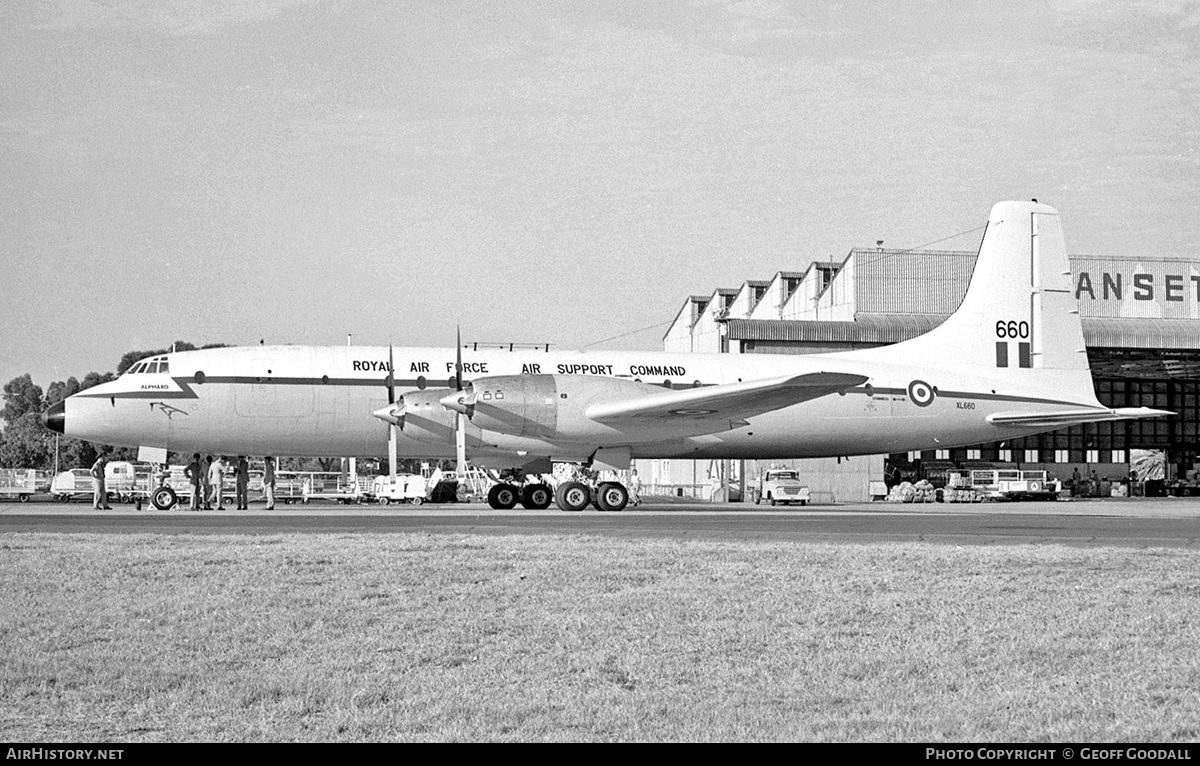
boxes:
[236,358,276,416]
[234,357,314,418]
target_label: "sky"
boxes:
[1,0,1198,404]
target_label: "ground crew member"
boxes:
[91,455,112,510]
[263,456,276,510]
[202,455,214,510]
[235,456,250,510]
[628,468,642,507]
[208,456,226,511]
[184,453,203,511]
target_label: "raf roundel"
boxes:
[907,379,936,407]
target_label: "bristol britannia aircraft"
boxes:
[43,201,1168,511]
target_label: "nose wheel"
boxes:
[151,486,177,510]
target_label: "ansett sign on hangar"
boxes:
[1070,257,1200,319]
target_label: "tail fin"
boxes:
[851,201,1172,424]
[875,201,1090,377]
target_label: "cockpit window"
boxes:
[123,357,170,376]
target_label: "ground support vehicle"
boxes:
[270,472,306,504]
[51,462,167,506]
[302,473,372,504]
[103,461,160,504]
[941,472,986,503]
[50,468,98,502]
[1,469,49,503]
[372,474,428,505]
[751,469,810,506]
[970,470,1059,501]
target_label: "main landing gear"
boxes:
[485,480,629,512]
[486,482,554,510]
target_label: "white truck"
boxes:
[752,469,810,506]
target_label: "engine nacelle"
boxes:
[394,389,482,448]
[461,374,665,441]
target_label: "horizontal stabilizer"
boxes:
[987,407,1172,428]
[586,371,868,428]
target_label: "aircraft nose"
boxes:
[42,401,65,434]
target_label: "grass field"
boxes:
[2,532,1199,742]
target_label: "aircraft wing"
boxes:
[585,371,868,429]
[987,406,1172,428]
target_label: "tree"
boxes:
[79,371,115,391]
[44,377,80,408]
[0,411,54,469]
[3,374,43,425]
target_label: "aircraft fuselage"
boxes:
[58,343,1089,462]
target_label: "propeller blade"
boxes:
[455,326,463,391]
[388,424,397,480]
[387,342,396,404]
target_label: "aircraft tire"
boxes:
[595,482,629,512]
[488,483,519,510]
[555,481,590,512]
[151,486,177,510]
[520,484,553,510]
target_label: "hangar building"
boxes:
[644,247,1200,502]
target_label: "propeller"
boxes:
[371,344,406,426]
[369,343,403,481]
